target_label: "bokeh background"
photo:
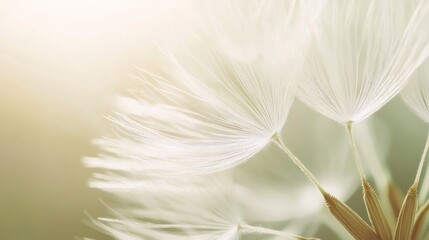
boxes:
[0,1,427,239]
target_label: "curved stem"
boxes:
[345,122,367,183]
[240,223,320,240]
[413,127,429,188]
[272,133,327,195]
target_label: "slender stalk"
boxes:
[359,123,391,191]
[240,223,320,240]
[412,127,429,188]
[272,133,326,195]
[273,133,378,240]
[394,127,429,240]
[346,122,392,240]
[346,121,367,182]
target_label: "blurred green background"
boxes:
[0,1,427,239]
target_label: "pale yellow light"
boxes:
[0,0,193,129]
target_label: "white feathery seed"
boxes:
[91,175,242,240]
[88,172,322,240]
[86,0,317,176]
[86,102,363,240]
[297,0,429,123]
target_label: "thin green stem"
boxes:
[272,133,327,195]
[413,127,429,188]
[240,223,320,240]
[345,122,367,183]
